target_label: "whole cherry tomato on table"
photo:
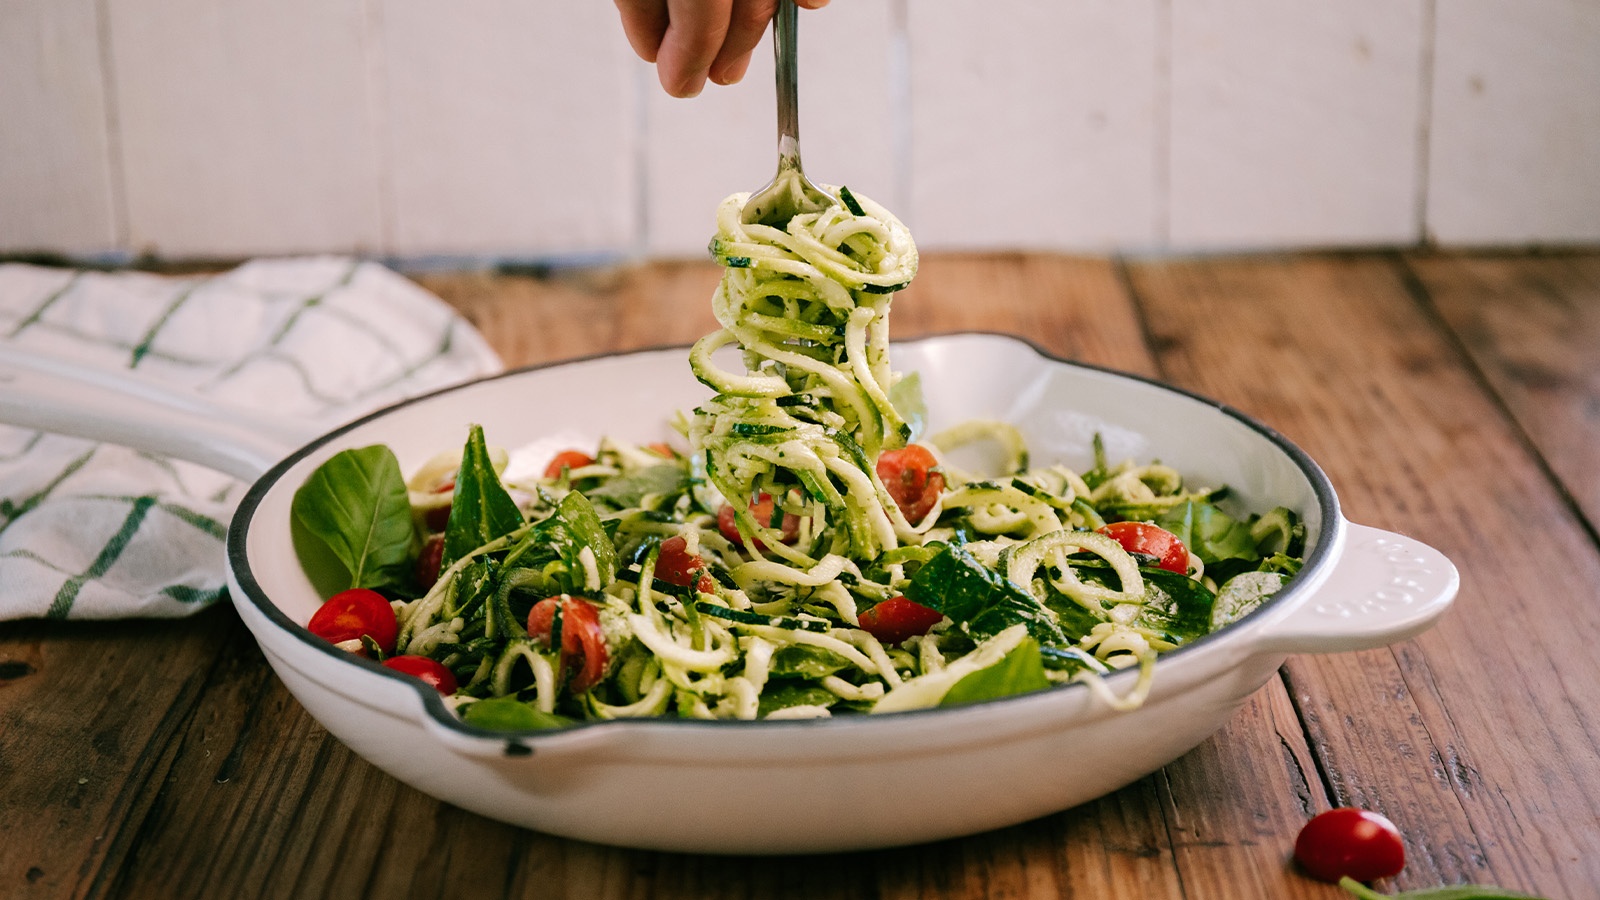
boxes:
[1294,807,1406,883]
[876,445,945,524]
[858,596,944,646]
[307,588,398,656]
[382,655,458,695]
[1097,521,1190,575]
[527,596,609,692]
[543,450,595,480]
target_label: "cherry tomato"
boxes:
[382,655,458,695]
[655,535,714,593]
[717,493,801,550]
[876,445,945,524]
[307,588,398,656]
[1097,521,1190,574]
[543,450,596,480]
[1294,808,1406,883]
[527,596,609,692]
[858,596,944,645]
[416,533,445,590]
[422,479,454,532]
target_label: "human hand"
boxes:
[614,0,832,98]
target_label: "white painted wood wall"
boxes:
[2,0,1597,263]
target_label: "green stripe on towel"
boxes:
[47,495,157,619]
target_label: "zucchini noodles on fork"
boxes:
[291,186,1307,729]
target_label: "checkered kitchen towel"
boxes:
[0,258,502,620]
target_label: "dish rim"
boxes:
[227,330,1341,748]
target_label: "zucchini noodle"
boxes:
[308,186,1307,729]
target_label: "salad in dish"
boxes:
[290,186,1306,729]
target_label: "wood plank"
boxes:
[380,1,637,259]
[0,0,119,255]
[642,1,898,258]
[906,0,1160,251]
[1125,253,1600,895]
[106,0,382,256]
[1168,0,1426,248]
[1406,251,1600,529]
[0,610,237,900]
[1426,2,1600,245]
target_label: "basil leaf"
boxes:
[905,544,1069,646]
[940,638,1050,707]
[290,445,416,594]
[461,696,572,731]
[441,424,524,570]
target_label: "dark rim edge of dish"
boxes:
[227,330,1344,746]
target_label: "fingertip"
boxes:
[709,53,752,86]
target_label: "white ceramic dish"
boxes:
[0,333,1458,854]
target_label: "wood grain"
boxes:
[3,252,1596,899]
[1124,253,1600,896]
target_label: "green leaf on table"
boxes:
[1337,875,1548,900]
[940,637,1051,707]
[441,424,525,570]
[291,444,416,594]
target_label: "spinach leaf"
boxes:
[905,544,1069,646]
[441,424,525,570]
[1157,500,1258,565]
[584,464,689,509]
[555,491,617,592]
[940,637,1051,707]
[757,682,839,717]
[769,644,852,680]
[290,445,416,594]
[461,696,573,731]
[1070,562,1216,643]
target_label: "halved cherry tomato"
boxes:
[1294,808,1406,883]
[307,588,398,656]
[717,492,801,550]
[543,450,596,480]
[877,445,945,524]
[1097,521,1190,574]
[383,655,458,695]
[423,479,454,532]
[857,596,944,646]
[655,535,716,594]
[527,596,609,692]
[416,533,445,590]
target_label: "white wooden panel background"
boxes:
[1,0,1596,263]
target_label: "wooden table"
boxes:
[3,251,1596,899]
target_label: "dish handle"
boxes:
[1254,521,1459,654]
[0,345,308,481]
